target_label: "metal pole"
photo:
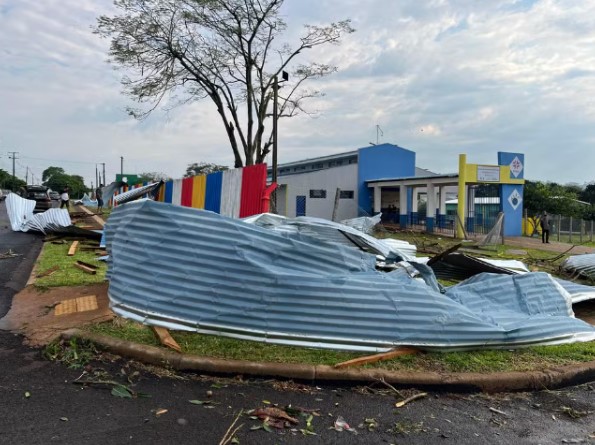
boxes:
[8,151,18,177]
[271,76,279,212]
[95,165,99,191]
[557,214,561,242]
[102,163,106,186]
[120,156,124,176]
[569,216,573,243]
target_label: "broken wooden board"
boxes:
[73,262,97,275]
[151,326,182,352]
[54,295,98,316]
[67,241,79,256]
[333,347,418,369]
[36,265,60,278]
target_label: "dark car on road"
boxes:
[23,185,52,213]
[49,191,60,201]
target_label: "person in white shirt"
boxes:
[60,186,70,209]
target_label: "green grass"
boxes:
[86,319,595,373]
[34,241,107,289]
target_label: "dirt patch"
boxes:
[574,300,595,326]
[0,282,113,346]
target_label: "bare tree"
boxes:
[96,0,354,167]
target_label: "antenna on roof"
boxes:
[376,125,383,145]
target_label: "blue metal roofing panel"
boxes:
[104,200,595,352]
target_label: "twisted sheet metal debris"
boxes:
[6,193,72,234]
[561,254,595,281]
[243,213,416,261]
[105,200,595,352]
[113,182,163,205]
[340,214,382,234]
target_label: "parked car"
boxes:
[49,191,60,201]
[24,185,52,212]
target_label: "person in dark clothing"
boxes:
[540,211,550,243]
[96,184,104,214]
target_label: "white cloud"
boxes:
[1,0,595,186]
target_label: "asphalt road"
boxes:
[0,201,594,444]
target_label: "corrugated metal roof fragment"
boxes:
[561,254,595,280]
[105,201,595,352]
[6,193,72,234]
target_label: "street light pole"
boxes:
[272,75,279,211]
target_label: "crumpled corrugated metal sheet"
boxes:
[113,182,163,205]
[105,200,595,351]
[6,193,72,234]
[561,254,595,280]
[340,214,382,234]
[244,213,415,261]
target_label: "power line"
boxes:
[19,155,100,165]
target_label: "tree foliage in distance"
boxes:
[523,180,588,218]
[41,166,87,198]
[184,162,228,177]
[137,171,171,183]
[95,0,354,167]
[0,169,26,191]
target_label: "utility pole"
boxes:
[120,157,123,176]
[25,167,29,185]
[95,165,99,191]
[272,75,279,210]
[101,163,106,186]
[8,151,18,177]
[271,71,288,212]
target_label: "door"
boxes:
[296,195,306,217]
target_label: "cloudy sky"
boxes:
[1,0,594,186]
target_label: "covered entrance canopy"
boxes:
[366,173,459,233]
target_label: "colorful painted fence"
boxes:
[114,164,270,218]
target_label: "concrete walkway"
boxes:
[505,236,595,255]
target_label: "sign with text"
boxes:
[477,165,500,182]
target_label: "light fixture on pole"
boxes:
[271,70,289,211]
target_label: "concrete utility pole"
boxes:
[8,151,18,177]
[95,165,99,191]
[101,163,106,186]
[120,157,124,176]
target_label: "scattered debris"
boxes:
[561,254,595,281]
[73,260,97,275]
[36,265,60,278]
[334,347,418,369]
[68,241,79,256]
[73,377,150,399]
[0,249,20,260]
[218,410,244,445]
[395,392,427,408]
[489,407,508,416]
[155,408,168,417]
[332,416,357,433]
[54,295,98,316]
[151,326,181,352]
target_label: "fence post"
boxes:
[591,220,593,242]
[569,216,573,243]
[580,219,584,243]
[557,214,561,242]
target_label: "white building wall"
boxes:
[277,164,358,220]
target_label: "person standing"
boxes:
[60,186,70,210]
[540,211,550,243]
[96,184,104,214]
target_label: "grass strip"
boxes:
[34,241,107,289]
[86,319,595,374]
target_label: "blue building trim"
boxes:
[357,144,415,215]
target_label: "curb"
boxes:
[61,328,595,393]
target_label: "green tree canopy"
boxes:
[95,0,354,167]
[184,162,228,177]
[41,166,87,198]
[0,169,26,191]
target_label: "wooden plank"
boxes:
[151,326,182,353]
[73,262,96,275]
[67,241,79,256]
[76,260,98,270]
[36,265,60,278]
[333,347,418,369]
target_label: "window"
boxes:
[309,189,327,199]
[339,190,354,199]
[311,163,324,169]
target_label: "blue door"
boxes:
[296,195,306,217]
